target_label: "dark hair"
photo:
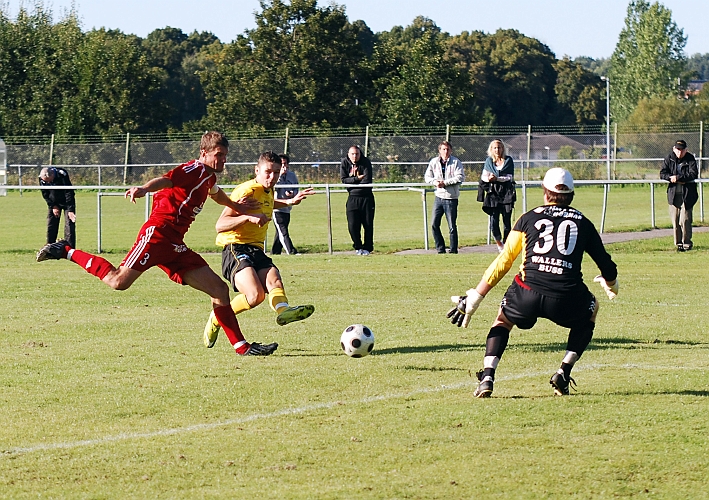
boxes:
[279,153,290,163]
[200,131,229,152]
[439,140,452,150]
[544,187,575,206]
[258,151,281,165]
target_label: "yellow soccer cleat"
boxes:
[204,311,221,348]
[276,305,315,326]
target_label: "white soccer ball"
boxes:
[340,324,375,358]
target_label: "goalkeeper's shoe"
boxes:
[203,312,221,348]
[276,305,315,326]
[36,240,70,262]
[550,371,576,396]
[240,342,279,356]
[473,369,494,398]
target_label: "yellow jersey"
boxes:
[215,179,274,249]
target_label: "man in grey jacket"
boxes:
[659,139,698,251]
[424,141,465,254]
[271,154,300,255]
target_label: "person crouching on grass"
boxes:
[36,131,278,357]
[447,168,619,397]
[203,151,316,348]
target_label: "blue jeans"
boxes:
[432,197,458,253]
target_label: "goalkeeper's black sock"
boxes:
[483,367,496,379]
[484,325,510,358]
[560,362,573,379]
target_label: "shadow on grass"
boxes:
[279,343,480,357]
[512,337,709,354]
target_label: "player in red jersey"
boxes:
[36,131,278,356]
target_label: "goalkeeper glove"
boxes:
[446,289,485,328]
[593,275,619,300]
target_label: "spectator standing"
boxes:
[659,139,698,251]
[424,141,464,254]
[271,154,300,255]
[478,140,516,252]
[39,167,77,249]
[340,145,375,255]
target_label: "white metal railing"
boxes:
[8,179,707,254]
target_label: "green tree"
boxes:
[201,0,369,130]
[447,29,558,126]
[609,0,687,122]
[379,29,474,127]
[686,53,709,80]
[553,57,605,125]
[56,29,161,135]
[0,4,82,136]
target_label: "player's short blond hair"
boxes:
[200,131,229,152]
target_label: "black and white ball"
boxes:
[340,324,375,358]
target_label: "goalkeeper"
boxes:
[447,168,618,398]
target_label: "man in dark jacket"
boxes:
[340,145,375,255]
[39,167,76,248]
[659,139,698,251]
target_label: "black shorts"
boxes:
[501,276,596,330]
[221,243,275,291]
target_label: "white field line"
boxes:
[2,362,703,457]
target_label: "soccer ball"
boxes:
[340,324,375,358]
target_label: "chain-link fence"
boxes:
[1,124,707,189]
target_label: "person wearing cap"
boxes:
[446,168,618,398]
[660,139,698,251]
[39,166,77,248]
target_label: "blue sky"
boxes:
[3,0,708,59]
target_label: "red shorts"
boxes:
[120,222,208,285]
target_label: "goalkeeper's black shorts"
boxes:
[500,276,596,330]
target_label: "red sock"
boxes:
[68,249,114,280]
[213,305,249,354]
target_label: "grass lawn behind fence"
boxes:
[1,183,701,255]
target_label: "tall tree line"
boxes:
[1,0,705,138]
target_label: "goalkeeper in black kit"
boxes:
[447,168,618,398]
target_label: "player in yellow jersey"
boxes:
[204,151,316,348]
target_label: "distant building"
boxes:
[685,80,706,98]
[505,133,592,162]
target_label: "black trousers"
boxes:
[47,207,76,248]
[271,211,297,255]
[346,195,375,252]
[488,204,513,243]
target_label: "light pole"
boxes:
[601,76,611,180]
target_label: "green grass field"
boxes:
[1,188,709,498]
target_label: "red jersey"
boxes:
[148,160,216,236]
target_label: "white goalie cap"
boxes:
[542,167,574,193]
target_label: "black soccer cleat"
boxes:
[241,342,279,356]
[676,244,686,252]
[550,371,577,396]
[473,369,494,398]
[36,240,70,262]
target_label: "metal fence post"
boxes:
[364,126,369,157]
[122,132,130,185]
[445,124,450,143]
[49,134,54,165]
[284,127,289,154]
[525,125,531,212]
[613,122,618,180]
[700,120,704,222]
[422,189,429,250]
[326,185,333,254]
[600,182,608,233]
[650,181,656,228]
[97,193,102,253]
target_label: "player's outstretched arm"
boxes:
[274,187,316,208]
[593,275,619,300]
[446,281,492,328]
[125,177,173,203]
[210,187,259,213]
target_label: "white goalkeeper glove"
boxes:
[446,289,485,328]
[593,275,619,300]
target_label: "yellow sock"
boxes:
[230,293,252,315]
[268,287,289,314]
